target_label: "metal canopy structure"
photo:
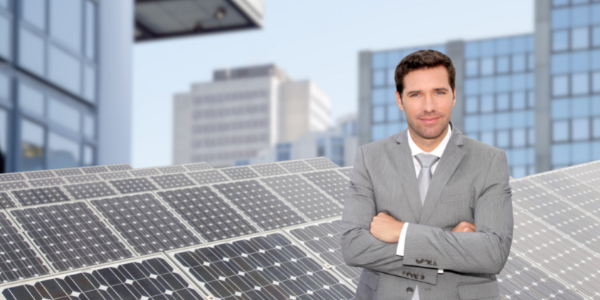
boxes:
[0,157,599,299]
[135,0,264,42]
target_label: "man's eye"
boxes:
[436,91,444,95]
[410,94,418,97]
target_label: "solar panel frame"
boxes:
[130,168,161,177]
[158,166,188,174]
[105,164,134,172]
[108,177,159,195]
[249,163,290,177]
[63,181,118,200]
[64,174,102,184]
[0,173,26,183]
[337,167,353,178]
[187,169,230,185]
[279,160,315,173]
[183,163,213,172]
[150,173,197,190]
[26,178,66,188]
[0,181,30,192]
[80,166,110,174]
[53,168,83,177]
[301,170,349,205]
[10,186,72,207]
[219,166,260,181]
[0,192,18,209]
[22,171,55,180]
[304,157,340,170]
[98,171,132,180]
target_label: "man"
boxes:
[341,50,513,300]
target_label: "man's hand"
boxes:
[370,212,404,243]
[452,222,475,233]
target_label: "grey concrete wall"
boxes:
[534,0,552,173]
[446,40,465,132]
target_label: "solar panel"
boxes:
[109,178,158,194]
[151,174,196,189]
[279,160,314,173]
[0,211,52,283]
[63,181,117,200]
[0,173,26,182]
[0,256,206,300]
[184,162,213,171]
[0,192,17,208]
[99,171,132,180]
[0,181,29,191]
[106,164,133,171]
[81,166,110,174]
[27,177,65,188]
[286,219,361,286]
[156,187,258,242]
[220,166,260,180]
[187,170,229,185]
[170,232,355,300]
[337,167,353,178]
[53,168,83,177]
[131,168,160,177]
[10,202,134,271]
[23,170,55,180]
[64,174,101,184]
[250,163,289,177]
[91,193,203,254]
[305,157,339,170]
[10,187,71,206]
[261,175,342,221]
[529,171,596,200]
[302,171,348,205]
[158,166,187,174]
[213,180,305,230]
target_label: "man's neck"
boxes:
[408,125,450,153]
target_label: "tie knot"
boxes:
[415,153,440,168]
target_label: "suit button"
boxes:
[433,261,437,266]
[407,287,414,294]
[416,259,422,264]
[420,275,425,280]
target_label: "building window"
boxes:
[466,60,478,77]
[496,93,510,111]
[372,124,386,141]
[481,132,494,146]
[512,92,526,110]
[552,75,569,96]
[0,13,11,60]
[372,70,386,87]
[22,0,46,30]
[572,118,590,140]
[49,0,82,53]
[373,105,385,123]
[387,103,400,122]
[49,97,80,133]
[496,56,510,73]
[553,30,569,51]
[0,108,7,173]
[466,96,478,113]
[85,1,96,60]
[593,72,600,93]
[571,72,589,95]
[18,27,45,76]
[481,58,494,75]
[480,95,494,112]
[552,98,570,119]
[18,82,45,117]
[83,144,94,166]
[512,54,526,72]
[512,129,527,147]
[276,143,291,161]
[497,130,510,148]
[20,118,45,171]
[552,144,570,166]
[48,45,81,94]
[572,27,590,50]
[571,142,591,164]
[48,132,80,169]
[317,138,325,157]
[553,121,570,142]
[593,26,600,47]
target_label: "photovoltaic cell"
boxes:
[338,167,353,178]
[109,178,158,194]
[563,162,600,187]
[173,233,355,300]
[220,166,260,180]
[158,166,187,174]
[251,163,289,177]
[10,202,134,271]
[11,187,71,206]
[187,170,229,185]
[0,192,17,208]
[99,171,132,180]
[81,166,109,174]
[0,181,29,192]
[131,168,161,177]
[184,162,213,171]
[529,171,597,200]
[0,173,26,182]
[214,180,305,230]
[280,160,314,173]
[63,181,117,200]
[64,174,101,184]
[157,187,258,242]
[302,171,348,204]
[27,177,65,188]
[261,175,341,221]
[106,164,133,171]
[288,219,361,286]
[23,171,55,180]
[305,157,339,170]
[151,174,196,189]
[91,193,203,254]
[0,212,51,283]
[0,257,206,300]
[54,168,83,177]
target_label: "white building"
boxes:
[173,64,331,167]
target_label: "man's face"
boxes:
[396,65,456,140]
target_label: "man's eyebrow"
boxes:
[405,87,449,94]
[405,90,422,94]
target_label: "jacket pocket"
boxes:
[355,270,379,299]
[458,280,500,300]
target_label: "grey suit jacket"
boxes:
[340,126,513,300]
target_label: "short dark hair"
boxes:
[394,49,456,98]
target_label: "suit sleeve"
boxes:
[340,146,439,284]
[402,150,513,274]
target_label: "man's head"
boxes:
[394,50,456,141]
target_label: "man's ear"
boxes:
[452,88,456,107]
[395,91,404,111]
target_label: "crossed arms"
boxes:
[340,147,513,281]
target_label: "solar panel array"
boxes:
[0,158,599,299]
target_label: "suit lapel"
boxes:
[390,130,423,223]
[419,129,465,224]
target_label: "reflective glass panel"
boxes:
[49,97,80,132]
[0,72,8,100]
[551,53,569,74]
[594,26,600,46]
[511,36,527,53]
[481,77,494,93]
[553,0,569,7]
[0,13,10,60]
[372,70,385,87]
[0,0,7,8]
[571,27,590,49]
[496,93,509,111]
[496,56,509,73]
[480,40,494,57]
[49,0,82,52]
[572,118,590,140]
[481,132,494,146]
[464,115,480,132]
[372,52,386,69]
[22,0,45,29]
[511,111,527,128]
[512,129,526,147]
[18,27,44,76]
[20,119,44,171]
[553,120,569,141]
[512,167,526,179]
[85,1,95,60]
[18,82,44,116]
[465,59,478,76]
[571,96,590,117]
[465,42,479,58]
[83,144,94,166]
[0,108,7,173]
[387,50,402,68]
[528,91,535,108]
[553,30,569,51]
[387,103,400,122]
[371,88,388,105]
[594,141,600,161]
[552,144,570,165]
[386,122,403,136]
[497,131,510,148]
[528,53,534,70]
[372,105,385,123]
[528,128,536,145]
[593,117,600,138]
[593,4,600,24]
[512,92,526,109]
[571,51,590,72]
[511,74,526,91]
[552,98,570,119]
[552,75,569,96]
[48,132,79,169]
[496,75,510,92]
[496,38,510,55]
[512,149,527,165]
[572,142,591,164]
[48,45,81,94]
[480,95,494,112]
[496,113,511,130]
[481,58,494,75]
[84,114,94,139]
[551,8,570,29]
[371,124,386,141]
[466,96,478,113]
[572,72,589,95]
[465,78,479,95]
[593,71,600,92]
[512,54,526,72]
[84,64,95,101]
[571,6,590,27]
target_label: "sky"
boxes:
[132,0,534,168]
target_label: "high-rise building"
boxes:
[173,64,331,167]
[0,0,263,174]
[358,0,600,178]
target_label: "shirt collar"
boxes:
[407,124,452,158]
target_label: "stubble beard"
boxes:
[407,117,448,141]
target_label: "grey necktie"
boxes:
[415,153,440,205]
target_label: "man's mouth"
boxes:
[420,117,439,124]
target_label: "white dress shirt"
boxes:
[396,124,452,275]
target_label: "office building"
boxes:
[0,0,263,174]
[358,0,600,178]
[173,64,332,167]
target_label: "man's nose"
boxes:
[423,94,436,112]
